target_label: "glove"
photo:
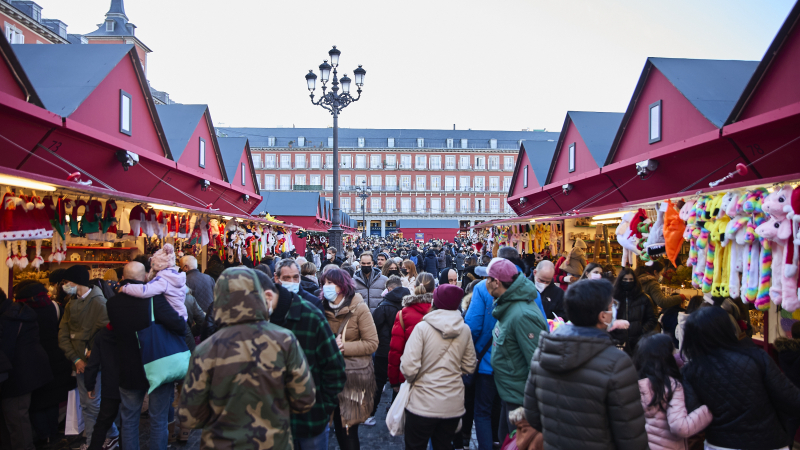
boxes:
[609,320,630,331]
[563,275,572,283]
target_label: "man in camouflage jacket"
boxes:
[178,267,316,449]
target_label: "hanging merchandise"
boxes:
[784,189,800,307]
[756,185,796,310]
[616,212,639,267]
[30,239,44,270]
[642,203,667,264]
[129,204,146,237]
[663,200,685,267]
[0,188,53,241]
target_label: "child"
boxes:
[634,334,712,450]
[119,243,188,320]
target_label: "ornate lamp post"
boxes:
[355,180,372,239]
[305,45,366,257]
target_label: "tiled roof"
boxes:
[156,104,207,161]
[217,137,248,182]
[567,111,624,167]
[254,191,321,217]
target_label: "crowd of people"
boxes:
[2,234,800,450]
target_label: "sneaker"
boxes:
[102,436,120,450]
[363,416,377,426]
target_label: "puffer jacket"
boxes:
[524,324,648,450]
[775,337,800,389]
[178,267,316,450]
[324,293,378,358]
[423,251,439,275]
[400,309,477,418]
[639,274,682,310]
[353,268,388,312]
[455,253,466,270]
[437,250,447,269]
[638,378,712,450]
[610,291,657,355]
[119,266,188,320]
[388,293,432,385]
[57,285,109,367]
[682,347,800,450]
[372,287,409,357]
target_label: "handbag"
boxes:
[136,297,191,394]
[463,336,493,387]
[385,381,411,436]
[336,312,376,430]
[65,388,84,435]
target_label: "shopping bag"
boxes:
[65,388,84,435]
[385,382,411,436]
[136,298,191,394]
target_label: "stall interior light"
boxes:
[149,203,188,213]
[222,216,233,220]
[0,175,57,192]
[590,219,621,225]
[591,211,633,221]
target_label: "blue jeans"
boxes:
[119,383,173,450]
[293,425,329,450]
[76,372,118,447]
[474,373,497,450]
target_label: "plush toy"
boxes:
[758,186,795,307]
[616,212,639,268]
[784,188,800,307]
[692,197,710,289]
[644,203,668,263]
[663,200,685,267]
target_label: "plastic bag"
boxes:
[385,382,411,436]
[65,388,84,435]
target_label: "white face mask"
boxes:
[602,309,614,328]
[534,281,546,293]
[589,273,602,280]
[282,282,300,294]
[63,284,78,296]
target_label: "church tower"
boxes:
[84,0,152,73]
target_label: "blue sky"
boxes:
[36,0,796,131]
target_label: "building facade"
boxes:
[218,127,559,236]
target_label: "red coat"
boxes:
[387,292,432,386]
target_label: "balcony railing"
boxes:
[504,165,515,171]
[293,185,323,191]
[345,207,513,215]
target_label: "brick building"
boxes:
[218,127,559,237]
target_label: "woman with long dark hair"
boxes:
[579,262,604,280]
[634,334,711,449]
[682,307,800,450]
[321,268,378,450]
[610,268,657,355]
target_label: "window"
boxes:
[431,176,441,191]
[416,175,426,190]
[503,176,512,191]
[488,156,499,170]
[328,137,334,147]
[523,165,529,188]
[251,153,261,169]
[106,20,114,31]
[295,174,306,186]
[241,163,246,185]
[356,154,367,169]
[475,198,485,212]
[489,139,497,149]
[119,90,132,136]
[355,197,363,212]
[415,155,427,170]
[311,174,321,187]
[388,138,395,148]
[401,198,412,213]
[358,137,365,148]
[400,176,411,190]
[489,176,499,191]
[280,175,291,190]
[339,175,349,188]
[371,198,381,212]
[417,138,424,148]
[325,175,333,190]
[649,100,662,144]
[504,156,514,170]
[298,137,305,147]
[280,154,291,168]
[371,175,381,189]
[461,139,468,149]
[445,156,456,170]
[370,154,381,169]
[568,143,576,173]
[400,155,411,169]
[255,174,262,189]
[263,175,275,190]
[459,155,470,169]
[355,175,366,188]
[310,154,321,169]
[416,198,426,213]
[341,197,351,213]
[490,198,500,213]
[268,136,276,147]
[460,198,470,212]
[445,198,456,213]
[460,176,470,190]
[198,138,205,168]
[385,175,397,190]
[445,176,456,191]
[295,154,306,169]
[475,156,485,170]
[430,155,442,170]
[474,176,485,190]
[264,154,276,168]
[338,154,349,168]
[385,154,396,169]
[386,197,396,213]
[431,198,441,213]
[447,138,454,149]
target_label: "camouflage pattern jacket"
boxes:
[178,267,316,449]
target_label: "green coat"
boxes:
[491,274,547,405]
[57,286,108,366]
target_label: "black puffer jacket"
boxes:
[524,324,648,450]
[682,347,800,450]
[372,287,409,357]
[423,251,439,275]
[609,291,657,355]
[0,298,53,398]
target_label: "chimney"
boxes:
[453,124,456,130]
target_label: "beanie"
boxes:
[150,243,177,273]
[63,265,90,287]
[49,268,66,284]
[433,284,464,311]
[13,280,47,300]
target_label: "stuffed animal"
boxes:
[784,188,800,307]
[758,186,795,307]
[663,200,685,267]
[616,212,639,268]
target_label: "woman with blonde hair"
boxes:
[401,259,418,289]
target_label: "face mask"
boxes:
[283,282,300,294]
[401,269,408,275]
[534,281,546,292]
[328,253,335,260]
[388,270,401,277]
[602,309,614,328]
[323,285,339,302]
[589,273,602,280]
[620,281,635,291]
[63,284,78,296]
[361,265,373,275]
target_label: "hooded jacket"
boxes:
[178,267,316,450]
[119,266,188,320]
[388,293,432,385]
[57,285,109,367]
[524,324,648,450]
[638,274,682,310]
[423,251,439,275]
[400,309,477,418]
[638,378,712,450]
[373,287,410,357]
[491,274,547,405]
[353,267,388,312]
[0,298,53,398]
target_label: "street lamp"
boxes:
[356,181,372,239]
[306,45,366,257]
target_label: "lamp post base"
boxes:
[328,226,344,259]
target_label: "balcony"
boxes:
[293,185,323,191]
[459,165,472,170]
[399,164,412,170]
[504,165,515,171]
[488,165,500,171]
[264,163,276,169]
[347,207,513,216]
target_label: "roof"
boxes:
[567,111,624,167]
[649,57,758,128]
[218,127,560,150]
[520,140,559,188]
[12,44,133,117]
[254,191,321,217]
[156,104,207,161]
[0,30,42,107]
[398,219,459,229]
[725,1,800,125]
[217,137,248,182]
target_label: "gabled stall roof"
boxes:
[218,136,260,192]
[507,140,559,193]
[156,104,208,161]
[254,191,322,217]
[546,111,623,184]
[0,32,41,106]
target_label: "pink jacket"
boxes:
[638,378,712,450]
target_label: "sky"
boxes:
[35,0,796,132]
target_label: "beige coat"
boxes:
[325,293,379,357]
[400,309,477,418]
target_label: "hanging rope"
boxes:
[35,144,116,190]
[0,132,73,176]
[134,163,211,209]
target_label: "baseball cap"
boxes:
[475,258,517,283]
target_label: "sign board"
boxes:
[415,232,424,241]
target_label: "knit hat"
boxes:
[574,238,587,250]
[150,243,177,273]
[433,284,464,311]
[49,268,66,284]
[63,265,90,287]
[13,280,47,299]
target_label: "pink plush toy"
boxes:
[760,185,795,308]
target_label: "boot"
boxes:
[167,421,177,443]
[178,427,191,442]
